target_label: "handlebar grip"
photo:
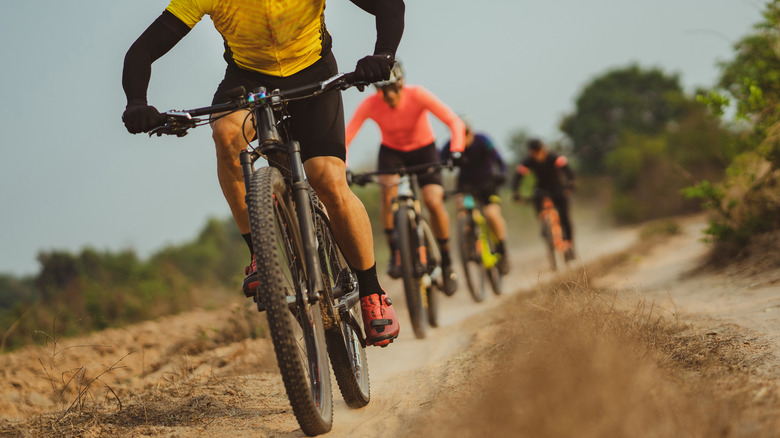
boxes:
[225,86,246,100]
[343,72,370,90]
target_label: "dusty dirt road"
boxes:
[1,214,779,437]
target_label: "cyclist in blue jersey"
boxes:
[441,120,510,274]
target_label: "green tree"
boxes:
[688,0,780,246]
[560,65,686,174]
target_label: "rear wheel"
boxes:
[486,233,503,295]
[486,266,502,295]
[312,204,370,409]
[248,167,332,435]
[396,204,427,339]
[458,214,486,303]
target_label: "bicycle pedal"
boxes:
[252,295,266,312]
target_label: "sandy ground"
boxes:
[1,213,779,436]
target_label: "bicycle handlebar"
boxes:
[348,161,453,187]
[149,72,368,137]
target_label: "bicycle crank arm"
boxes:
[341,307,367,349]
[333,290,360,314]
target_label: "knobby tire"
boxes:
[486,231,503,296]
[395,204,427,339]
[310,191,370,409]
[248,167,332,436]
[458,214,486,303]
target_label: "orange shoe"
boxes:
[242,255,258,297]
[360,293,400,347]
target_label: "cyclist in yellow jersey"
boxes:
[121,0,405,347]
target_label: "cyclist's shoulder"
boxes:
[166,0,214,24]
[407,84,442,102]
[549,152,570,167]
[472,133,497,148]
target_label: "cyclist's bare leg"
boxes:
[378,174,400,231]
[482,203,507,241]
[422,183,457,293]
[211,110,255,235]
[305,156,375,270]
[421,184,449,240]
[308,157,399,346]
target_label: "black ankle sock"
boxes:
[496,240,506,255]
[355,264,384,298]
[437,238,451,266]
[242,233,254,256]
[384,228,397,255]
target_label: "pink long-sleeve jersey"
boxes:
[345,85,465,154]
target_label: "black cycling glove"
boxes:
[449,151,465,167]
[354,53,394,84]
[122,103,164,134]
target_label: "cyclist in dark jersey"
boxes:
[441,121,511,274]
[121,0,405,347]
[511,138,576,259]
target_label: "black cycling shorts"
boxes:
[212,51,346,163]
[377,143,442,187]
[458,182,500,206]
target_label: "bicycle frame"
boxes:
[462,194,499,270]
[349,162,444,338]
[151,73,372,435]
[539,195,568,253]
[230,87,368,333]
[394,175,427,274]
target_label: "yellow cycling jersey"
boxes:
[166,0,327,77]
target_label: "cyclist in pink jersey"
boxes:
[346,62,464,295]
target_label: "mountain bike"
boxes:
[535,189,573,271]
[150,73,370,436]
[457,193,502,302]
[350,163,446,339]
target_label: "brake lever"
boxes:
[149,113,200,137]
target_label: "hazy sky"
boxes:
[0,1,764,275]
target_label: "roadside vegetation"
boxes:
[0,218,248,353]
[684,1,780,255]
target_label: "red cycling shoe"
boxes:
[242,255,258,297]
[360,293,400,347]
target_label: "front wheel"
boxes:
[396,204,428,339]
[248,167,332,436]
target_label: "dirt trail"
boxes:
[2,214,779,437]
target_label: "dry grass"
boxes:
[0,304,273,437]
[410,264,780,437]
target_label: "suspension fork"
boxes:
[287,140,326,304]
